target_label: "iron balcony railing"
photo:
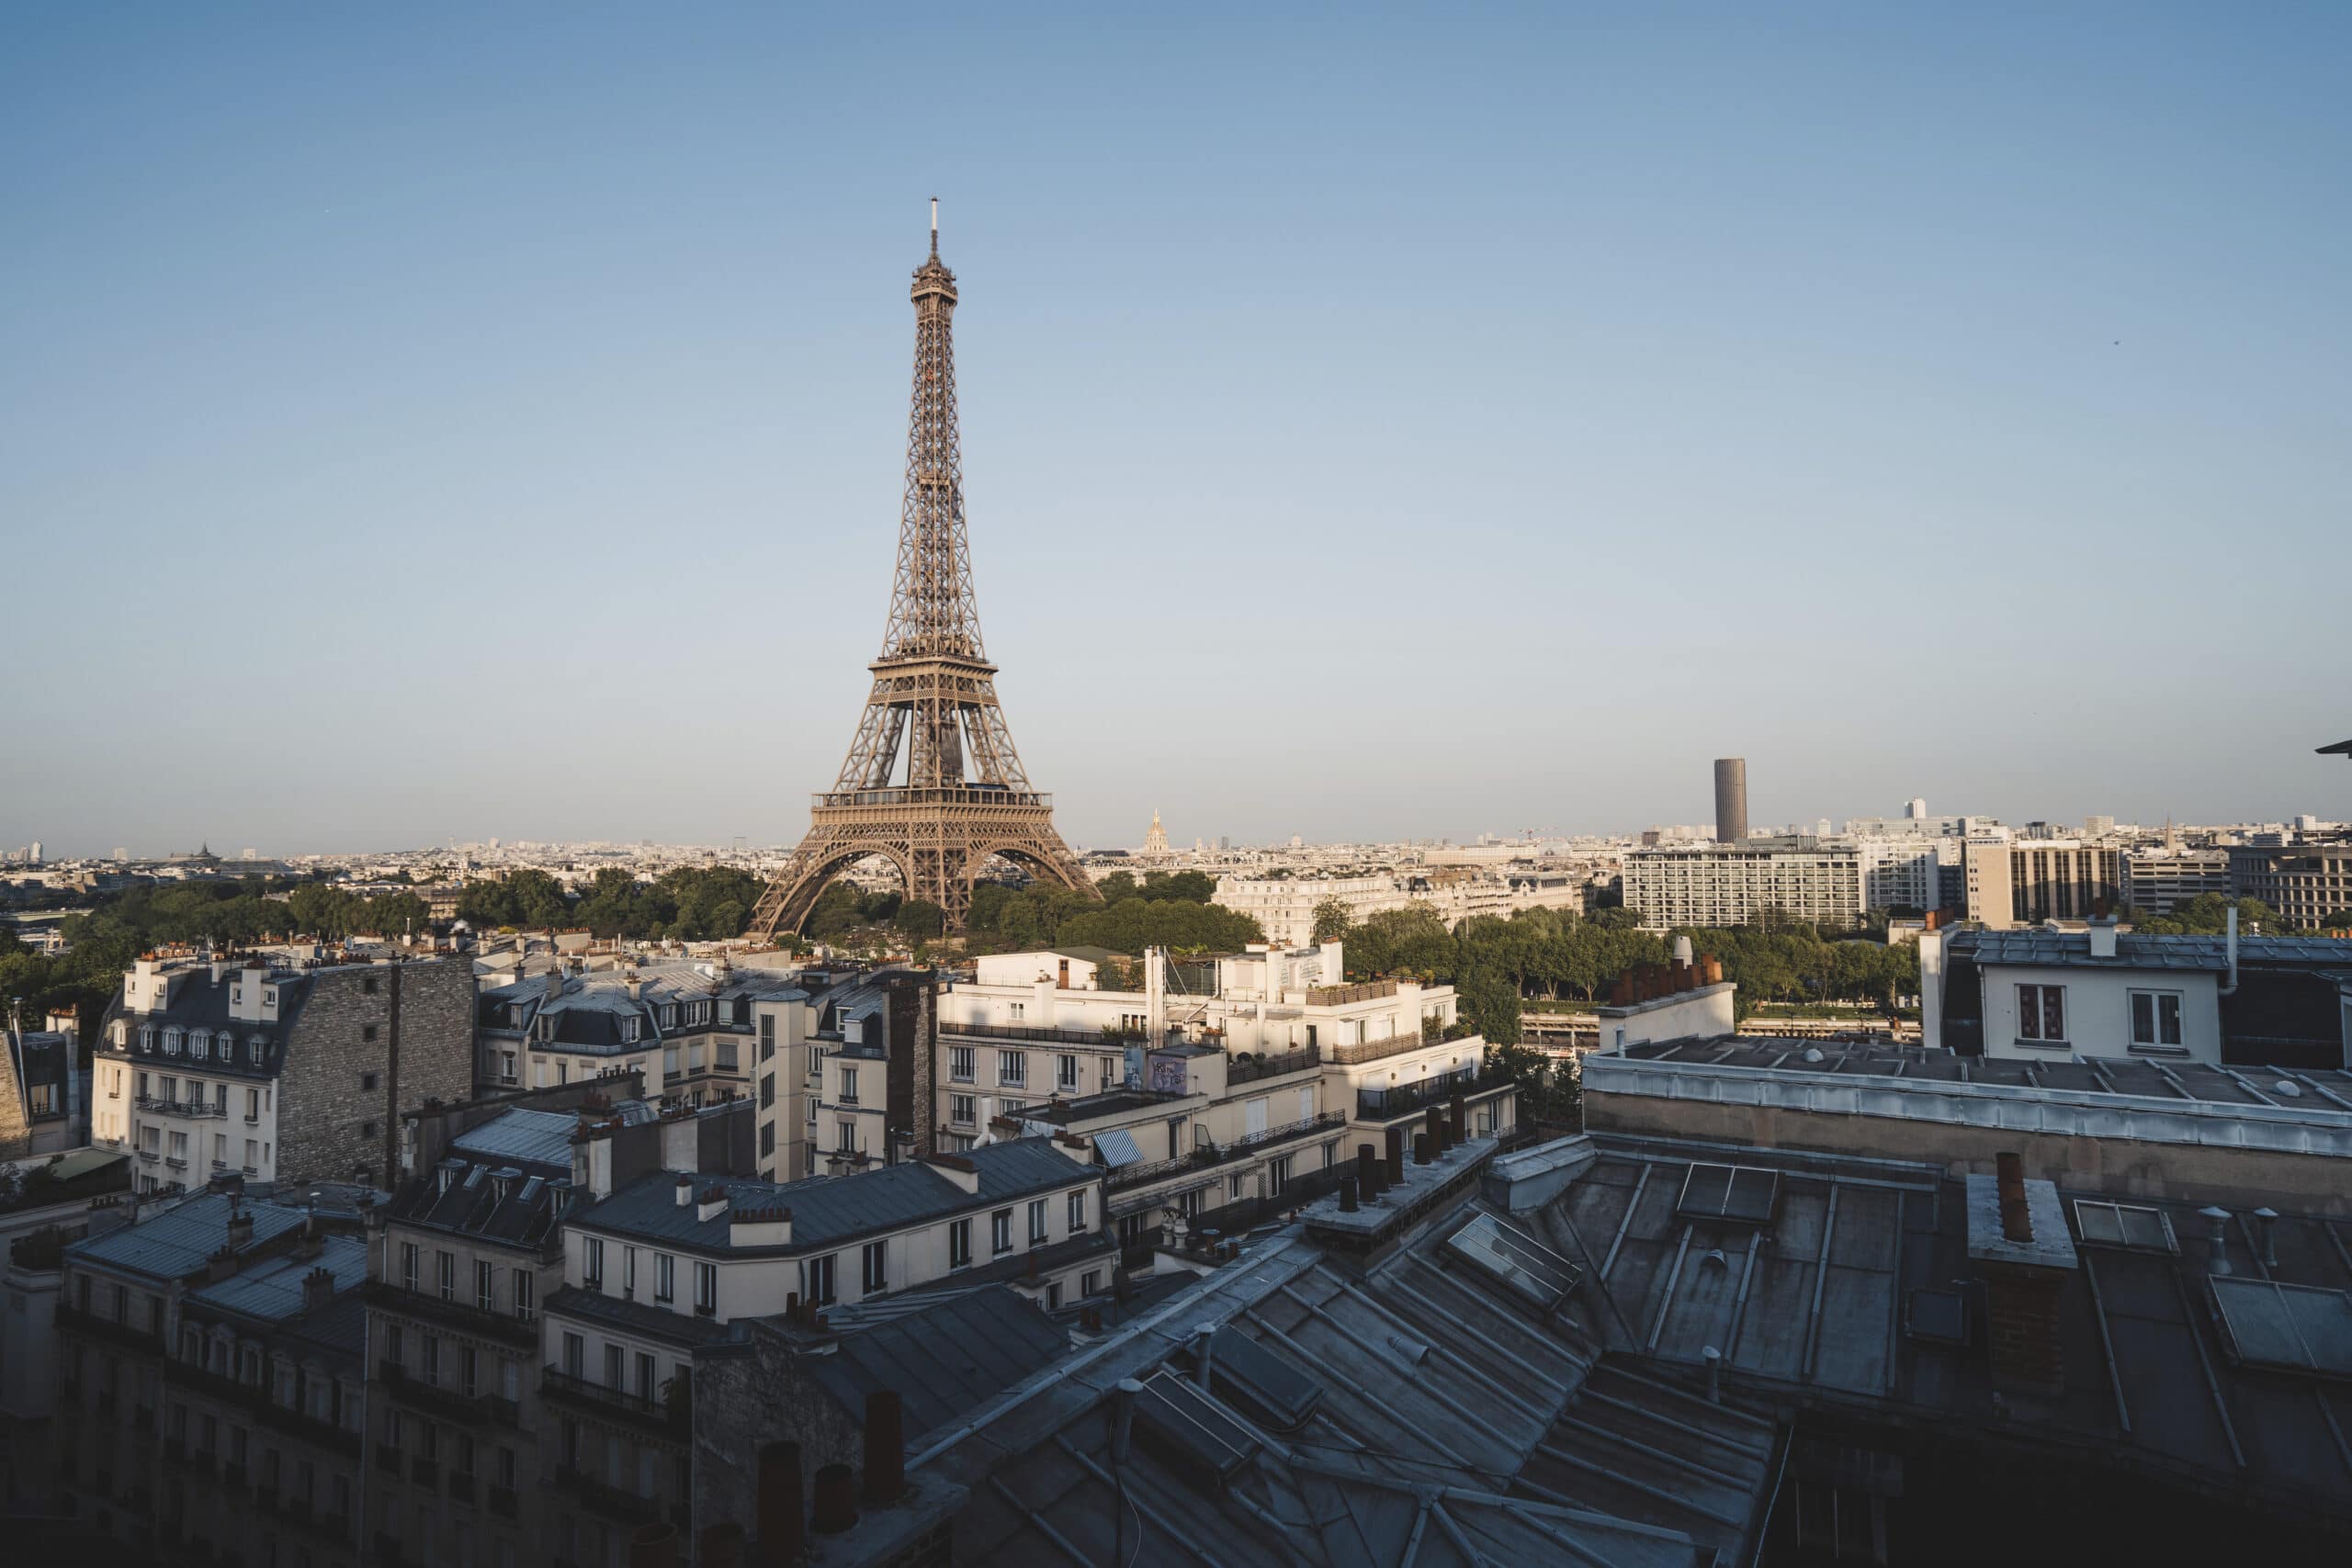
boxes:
[814,786,1051,810]
[542,1365,691,1435]
[1105,1111,1347,1193]
[1355,1068,1495,1121]
[940,1021,1114,1046]
[1226,1045,1321,1086]
[136,1094,229,1119]
[379,1360,521,1427]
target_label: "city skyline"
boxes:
[6,6,2349,856]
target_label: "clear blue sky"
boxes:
[5,4,2348,858]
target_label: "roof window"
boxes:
[1677,1162,1781,1225]
[1204,1327,1321,1434]
[2207,1278,2352,1379]
[2072,1200,2177,1254]
[1444,1211,1579,1314]
[1132,1369,1260,1483]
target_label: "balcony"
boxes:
[1226,1045,1321,1087]
[137,1094,229,1119]
[377,1359,521,1427]
[363,1280,540,1349]
[1104,1111,1348,1194]
[1326,1023,1437,1066]
[541,1365,690,1436]
[942,1020,1112,1047]
[552,1462,663,1525]
[1354,1067,1497,1122]
[56,1301,162,1352]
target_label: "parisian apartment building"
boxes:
[91,949,478,1193]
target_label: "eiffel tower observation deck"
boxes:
[750,205,1096,937]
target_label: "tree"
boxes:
[1311,897,1352,943]
[1453,969,1523,1045]
[2321,909,2352,931]
[894,899,946,941]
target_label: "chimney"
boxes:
[1339,1177,1359,1213]
[696,1186,729,1223]
[861,1390,905,1506]
[1967,1151,2077,1395]
[810,1463,858,1535]
[922,1151,981,1195]
[1449,1094,1466,1145]
[628,1524,679,1568]
[1356,1144,1383,1199]
[2199,1207,2233,1276]
[1412,1133,1430,1166]
[699,1523,745,1568]
[2252,1207,2280,1269]
[300,1265,336,1313]
[2087,918,2119,961]
[1385,1126,1405,1188]
[755,1440,805,1568]
[1424,1105,1445,1156]
[206,1244,239,1283]
[674,1175,695,1207]
[226,1207,255,1252]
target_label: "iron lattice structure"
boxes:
[750,217,1095,936]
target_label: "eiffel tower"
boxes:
[749,205,1096,937]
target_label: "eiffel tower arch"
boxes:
[750,207,1097,938]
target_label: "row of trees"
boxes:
[962,873,1264,957]
[457,866,765,942]
[1336,903,1924,1045]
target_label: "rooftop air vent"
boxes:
[1443,1211,1580,1314]
[1677,1163,1781,1226]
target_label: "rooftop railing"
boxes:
[1105,1111,1347,1193]
[1355,1067,1496,1121]
[1226,1045,1320,1086]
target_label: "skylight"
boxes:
[2072,1200,2177,1254]
[2208,1278,2352,1380]
[1676,1163,1780,1225]
[1135,1369,1261,1481]
[1207,1327,1322,1434]
[1444,1211,1580,1314]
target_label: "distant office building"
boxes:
[1852,839,1940,912]
[2228,841,2352,929]
[1962,839,2121,930]
[2121,848,2233,915]
[1713,758,1748,844]
[1621,838,1863,930]
[2084,815,2117,838]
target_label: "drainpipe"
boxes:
[2220,907,2240,998]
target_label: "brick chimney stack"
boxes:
[1967,1151,2078,1395]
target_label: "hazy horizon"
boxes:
[6,6,2349,861]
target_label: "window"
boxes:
[760,1122,775,1157]
[949,1219,972,1268]
[362,1026,379,1045]
[624,1247,638,1296]
[760,1074,775,1110]
[360,1072,379,1092]
[1068,1190,1087,1232]
[949,1046,975,1083]
[991,1209,1012,1255]
[561,1333,584,1378]
[694,1261,718,1315]
[1009,1002,1026,1021]
[514,1269,535,1322]
[2015,984,2067,1044]
[1058,1055,1080,1092]
[475,1259,494,1313]
[460,1346,480,1398]
[635,1352,657,1401]
[604,1344,624,1391]
[401,1244,419,1292]
[807,1253,837,1305]
[759,1015,775,1058]
[838,1120,857,1154]
[2130,989,2185,1051]
[245,1087,260,1122]
[717,1040,739,1071]
[438,1251,456,1302]
[582,1238,605,1288]
[842,1066,859,1103]
[951,1094,976,1126]
[655,1253,674,1303]
[1029,1199,1048,1246]
[363,975,380,996]
[862,1241,888,1294]
[999,1051,1027,1088]
[1082,1269,1101,1296]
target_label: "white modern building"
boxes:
[1620,838,1865,930]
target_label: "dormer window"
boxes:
[164,1029,183,1056]
[249,1037,265,1065]
[621,1018,640,1044]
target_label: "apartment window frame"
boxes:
[474,1258,495,1313]
[990,1208,1012,1256]
[654,1253,675,1304]
[2129,988,2187,1054]
[694,1261,718,1316]
[949,1045,976,1083]
[582,1238,605,1289]
[949,1218,972,1269]
[1068,1190,1087,1233]
[1028,1198,1048,1247]
[861,1240,888,1295]
[2014,983,2068,1046]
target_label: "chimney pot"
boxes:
[2199,1206,2233,1276]
[1356,1144,1383,1199]
[627,1523,679,1568]
[2252,1207,2280,1269]
[810,1462,858,1535]
[755,1440,804,1567]
[862,1389,905,1506]
[1412,1133,1430,1166]
[1996,1152,2032,1243]
[1449,1093,1466,1145]
[1338,1177,1359,1213]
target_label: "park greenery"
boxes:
[464,865,769,943]
[960,869,1262,957]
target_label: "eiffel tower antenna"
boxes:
[749,207,1096,937]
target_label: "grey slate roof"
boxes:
[808,1287,1069,1442]
[188,1233,368,1324]
[67,1191,308,1282]
[571,1138,1095,1258]
[451,1107,579,1170]
[1955,929,2352,973]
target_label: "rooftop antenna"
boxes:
[929,197,939,258]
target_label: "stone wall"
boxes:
[279,958,477,1188]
